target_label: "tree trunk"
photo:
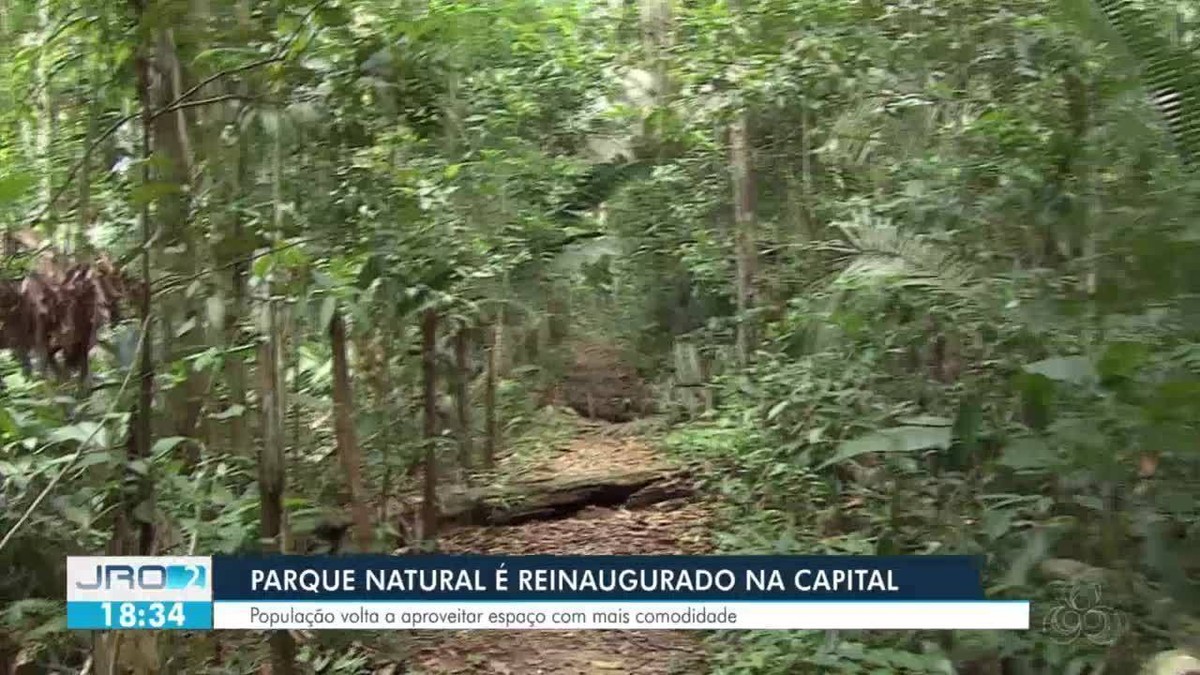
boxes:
[329,309,373,552]
[420,308,440,546]
[455,327,473,473]
[377,332,395,523]
[95,48,162,675]
[729,114,758,365]
[35,0,52,217]
[77,99,95,254]
[257,294,295,675]
[253,9,295,671]
[149,26,209,445]
[223,136,252,455]
[133,45,157,564]
[638,0,673,105]
[484,319,499,469]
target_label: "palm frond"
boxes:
[831,212,976,294]
[1076,0,1200,166]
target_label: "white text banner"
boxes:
[213,601,1030,630]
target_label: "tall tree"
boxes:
[329,308,373,552]
[420,307,440,546]
[729,113,758,365]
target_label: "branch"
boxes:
[167,56,284,120]
[156,93,261,117]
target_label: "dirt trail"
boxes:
[409,418,714,675]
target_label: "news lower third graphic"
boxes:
[66,555,1031,631]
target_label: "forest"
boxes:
[0,0,1198,673]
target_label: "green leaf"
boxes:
[999,436,1060,471]
[151,437,190,457]
[950,395,983,470]
[130,181,181,205]
[982,509,1015,541]
[0,172,34,203]
[1017,372,1056,431]
[74,450,114,470]
[62,505,92,528]
[316,5,350,26]
[766,399,790,421]
[252,251,274,278]
[1097,341,1150,382]
[211,404,245,420]
[1023,356,1096,384]
[0,407,19,435]
[1000,526,1052,589]
[819,426,952,469]
[355,255,384,289]
[47,422,106,449]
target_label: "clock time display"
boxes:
[66,601,213,630]
[103,601,185,628]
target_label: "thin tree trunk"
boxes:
[256,65,295,674]
[148,25,208,447]
[77,102,95,254]
[494,281,509,376]
[420,308,439,546]
[638,0,673,105]
[36,0,52,216]
[329,309,373,552]
[132,44,157,562]
[257,294,295,675]
[455,327,473,473]
[484,319,498,469]
[224,137,251,455]
[729,114,758,365]
[378,332,395,523]
[257,303,285,545]
[95,48,162,675]
[221,0,254,458]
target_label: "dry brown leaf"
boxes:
[1139,451,1159,478]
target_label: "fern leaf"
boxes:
[1088,0,1200,166]
[831,213,975,293]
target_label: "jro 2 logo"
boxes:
[75,564,206,591]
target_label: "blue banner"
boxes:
[211,555,984,602]
[67,601,213,630]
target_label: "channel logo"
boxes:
[74,563,207,591]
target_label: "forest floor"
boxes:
[406,415,715,675]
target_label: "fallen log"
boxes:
[437,468,695,527]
